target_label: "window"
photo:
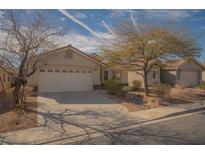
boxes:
[104,71,109,81]
[112,71,121,80]
[82,70,86,73]
[62,70,67,73]
[40,69,45,72]
[69,70,73,73]
[153,71,156,79]
[76,70,80,73]
[55,69,60,72]
[48,69,53,72]
[88,70,92,73]
[8,75,9,81]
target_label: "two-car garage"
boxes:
[38,68,93,93]
[28,45,103,93]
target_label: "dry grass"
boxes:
[121,93,162,112]
[0,110,38,133]
[115,87,205,112]
[168,87,205,104]
[0,87,38,133]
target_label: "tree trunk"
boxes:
[0,77,6,95]
[13,81,22,109]
[143,70,149,96]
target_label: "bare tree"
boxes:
[0,10,66,110]
[101,21,201,96]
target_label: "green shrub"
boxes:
[104,80,118,94]
[152,83,172,98]
[132,80,142,91]
[197,81,205,90]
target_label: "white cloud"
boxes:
[74,12,87,19]
[60,17,66,21]
[136,10,200,20]
[56,32,101,53]
[0,10,4,20]
[55,31,114,54]
[58,9,103,40]
[111,9,200,21]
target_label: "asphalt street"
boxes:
[74,111,205,145]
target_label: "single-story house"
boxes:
[0,68,12,93]
[203,62,205,82]
[160,58,205,87]
[28,45,128,93]
[28,45,205,93]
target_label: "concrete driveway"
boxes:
[35,91,130,141]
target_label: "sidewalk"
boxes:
[1,101,205,144]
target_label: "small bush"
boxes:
[152,83,172,98]
[104,80,118,94]
[197,81,205,90]
[132,80,142,91]
[122,86,132,93]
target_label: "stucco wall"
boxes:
[102,66,128,84]
[28,48,101,87]
[0,69,12,92]
[179,60,203,71]
[128,67,160,88]
[177,60,203,86]
[202,71,205,82]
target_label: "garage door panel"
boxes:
[178,71,198,86]
[39,71,93,93]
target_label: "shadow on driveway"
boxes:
[38,91,119,104]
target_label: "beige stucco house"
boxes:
[128,67,161,88]
[28,45,205,93]
[160,58,205,87]
[0,68,12,93]
[28,45,129,93]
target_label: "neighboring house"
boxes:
[203,62,205,82]
[27,45,205,93]
[0,68,12,93]
[128,67,161,88]
[28,45,128,93]
[160,58,205,87]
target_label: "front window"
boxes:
[112,71,121,80]
[104,71,108,81]
[40,69,45,72]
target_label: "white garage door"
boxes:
[179,71,198,86]
[39,69,93,93]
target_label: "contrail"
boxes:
[130,10,140,32]
[102,20,115,35]
[58,9,102,39]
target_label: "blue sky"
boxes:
[5,9,205,62]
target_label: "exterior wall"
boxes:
[102,66,128,84]
[202,71,205,82]
[0,69,12,92]
[179,60,202,71]
[176,60,203,86]
[27,48,101,87]
[160,69,177,85]
[128,67,160,88]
